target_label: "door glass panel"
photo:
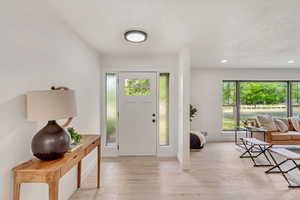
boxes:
[125,79,150,87]
[124,88,151,96]
[124,79,151,96]
[159,73,170,146]
[106,73,117,145]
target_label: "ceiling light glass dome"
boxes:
[124,30,147,43]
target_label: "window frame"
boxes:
[222,80,300,131]
[290,81,300,116]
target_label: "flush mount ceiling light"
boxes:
[124,30,147,43]
[288,60,295,64]
[221,59,228,63]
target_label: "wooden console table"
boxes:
[13,134,101,200]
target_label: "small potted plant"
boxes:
[67,127,82,145]
[241,120,249,128]
[190,104,198,122]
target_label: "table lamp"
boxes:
[26,88,77,161]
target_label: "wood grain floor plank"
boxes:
[70,143,300,200]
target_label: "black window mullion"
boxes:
[288,81,292,117]
[236,81,240,127]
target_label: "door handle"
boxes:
[152,119,156,123]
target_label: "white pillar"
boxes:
[177,47,191,169]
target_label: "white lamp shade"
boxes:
[26,90,77,121]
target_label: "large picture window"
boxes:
[222,81,300,131]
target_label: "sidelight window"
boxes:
[105,73,117,145]
[159,73,170,146]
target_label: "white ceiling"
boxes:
[49,0,300,68]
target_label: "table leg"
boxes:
[235,130,237,145]
[97,144,101,188]
[48,181,58,200]
[13,180,21,200]
[250,130,254,153]
[77,161,82,189]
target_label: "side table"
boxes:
[235,126,267,148]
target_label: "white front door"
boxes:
[118,72,157,156]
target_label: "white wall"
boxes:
[0,0,101,199]
[102,54,177,70]
[177,48,191,168]
[191,68,300,142]
[101,54,179,157]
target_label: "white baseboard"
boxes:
[102,146,119,157]
[205,132,235,143]
[102,145,177,157]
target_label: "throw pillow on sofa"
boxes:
[256,115,278,131]
[274,119,288,133]
[289,117,300,132]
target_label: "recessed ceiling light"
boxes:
[288,60,295,64]
[124,30,147,43]
[221,59,228,63]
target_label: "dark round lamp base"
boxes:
[190,133,204,149]
[33,152,64,161]
[31,120,70,161]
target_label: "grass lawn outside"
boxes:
[223,105,288,130]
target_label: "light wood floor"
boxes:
[70,143,300,200]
